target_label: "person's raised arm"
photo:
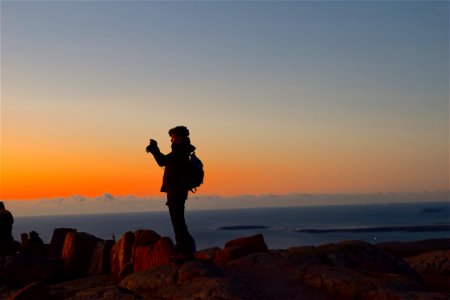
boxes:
[146,139,167,167]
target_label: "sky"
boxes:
[1,1,449,216]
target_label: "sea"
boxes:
[13,202,450,250]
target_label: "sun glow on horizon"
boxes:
[1,1,448,202]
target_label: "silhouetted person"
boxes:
[29,231,44,245]
[21,232,29,248]
[146,126,196,259]
[20,231,46,255]
[0,202,14,244]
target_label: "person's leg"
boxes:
[168,202,188,248]
[167,190,195,255]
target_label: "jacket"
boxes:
[150,140,196,192]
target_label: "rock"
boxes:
[278,246,328,266]
[376,239,450,258]
[67,282,135,300]
[195,247,221,262]
[131,229,161,267]
[419,273,450,294]
[214,246,257,266]
[120,262,265,300]
[300,265,424,300]
[8,282,49,300]
[0,254,63,288]
[110,231,134,279]
[316,240,423,282]
[175,277,267,300]
[119,263,178,294]
[19,232,47,256]
[19,243,49,256]
[47,274,119,299]
[133,237,175,272]
[224,233,268,252]
[280,240,423,284]
[133,229,161,247]
[405,250,450,294]
[274,241,441,299]
[98,286,138,300]
[177,260,221,284]
[49,228,77,258]
[214,234,269,265]
[225,252,334,300]
[0,241,20,256]
[119,262,133,279]
[89,240,114,275]
[62,232,102,278]
[406,250,450,275]
[362,290,450,300]
[6,226,449,300]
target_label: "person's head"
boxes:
[0,202,5,210]
[168,126,189,143]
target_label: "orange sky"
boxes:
[1,1,448,201]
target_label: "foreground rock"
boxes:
[377,239,450,295]
[1,228,449,300]
[0,254,63,288]
[405,250,450,294]
[376,239,450,258]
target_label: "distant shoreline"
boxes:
[218,224,450,233]
[294,224,450,234]
[218,225,269,230]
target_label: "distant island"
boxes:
[218,225,269,230]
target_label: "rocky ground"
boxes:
[0,228,449,300]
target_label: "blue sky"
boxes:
[1,0,449,215]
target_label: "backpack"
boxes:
[187,152,204,193]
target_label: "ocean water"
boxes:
[13,202,449,249]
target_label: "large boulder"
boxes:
[61,232,101,278]
[224,252,333,300]
[133,229,161,247]
[49,228,77,258]
[300,265,424,300]
[318,240,422,281]
[119,263,179,295]
[224,233,268,252]
[177,260,221,284]
[195,247,221,262]
[274,240,443,299]
[110,231,134,279]
[89,239,114,275]
[131,229,161,266]
[405,250,450,294]
[406,250,450,275]
[120,261,263,300]
[282,240,423,283]
[133,237,175,272]
[214,234,269,266]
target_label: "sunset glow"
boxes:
[1,1,448,212]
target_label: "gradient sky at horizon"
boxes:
[1,1,449,203]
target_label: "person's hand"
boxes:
[146,139,158,153]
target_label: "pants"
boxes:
[166,190,196,254]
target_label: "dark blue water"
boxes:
[13,202,449,249]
